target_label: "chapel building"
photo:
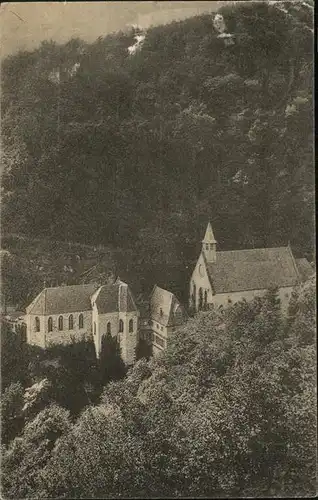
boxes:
[25,278,139,365]
[190,222,313,313]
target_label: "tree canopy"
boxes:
[2,277,315,498]
[1,1,314,267]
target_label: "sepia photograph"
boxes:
[0,1,316,498]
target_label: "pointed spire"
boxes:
[202,222,217,244]
[202,222,217,263]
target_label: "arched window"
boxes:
[79,313,84,329]
[199,288,203,310]
[58,316,63,331]
[69,314,73,330]
[192,282,196,309]
[160,308,163,317]
[35,317,40,332]
[48,317,53,332]
[107,322,111,334]
[93,322,96,335]
[129,319,133,333]
[119,319,124,333]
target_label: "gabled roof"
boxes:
[26,279,139,316]
[150,285,187,327]
[26,283,99,315]
[295,258,314,282]
[94,279,138,314]
[204,246,301,294]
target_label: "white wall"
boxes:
[93,310,139,366]
[26,314,46,347]
[190,252,213,310]
[211,286,294,313]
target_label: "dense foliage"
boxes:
[1,325,127,441]
[1,2,314,284]
[1,278,316,498]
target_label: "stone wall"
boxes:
[26,310,92,348]
[120,311,139,366]
[212,286,294,313]
[26,314,46,347]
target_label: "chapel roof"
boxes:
[26,283,99,315]
[94,279,138,314]
[204,246,302,294]
[150,285,187,327]
[26,279,138,316]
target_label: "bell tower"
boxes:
[202,222,217,263]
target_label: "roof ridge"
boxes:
[44,282,98,290]
[154,284,174,297]
[216,246,289,254]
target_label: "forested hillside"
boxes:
[1,0,314,272]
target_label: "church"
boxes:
[25,278,139,365]
[189,222,313,313]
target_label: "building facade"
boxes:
[25,278,139,365]
[140,285,188,356]
[190,222,313,313]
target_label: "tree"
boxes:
[1,382,24,445]
[1,321,31,392]
[98,333,127,387]
[1,404,71,499]
[135,336,152,361]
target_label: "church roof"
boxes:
[94,280,138,314]
[26,279,138,316]
[204,246,301,294]
[26,283,99,315]
[150,285,187,327]
[202,222,217,243]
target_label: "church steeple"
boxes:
[202,222,217,263]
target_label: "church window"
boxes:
[93,322,96,335]
[35,317,40,332]
[107,322,111,334]
[119,319,124,333]
[79,314,84,329]
[160,308,163,317]
[69,314,74,330]
[192,282,196,309]
[48,317,53,332]
[129,319,133,333]
[199,288,203,310]
[58,316,63,331]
